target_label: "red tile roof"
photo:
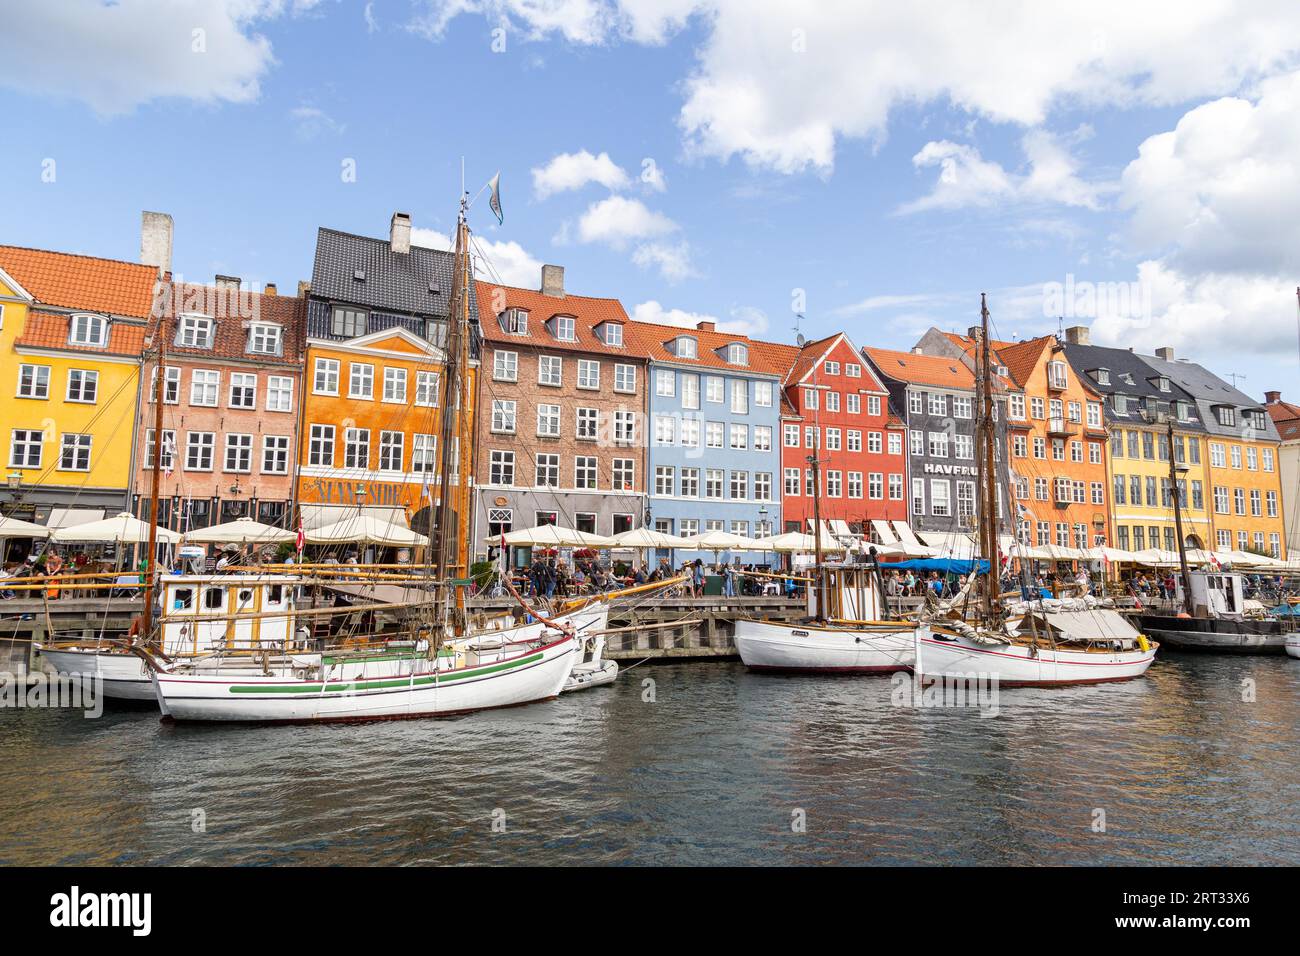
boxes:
[15,309,146,358]
[1267,397,1300,441]
[782,332,840,385]
[863,346,976,389]
[622,320,799,376]
[475,279,631,356]
[0,244,159,318]
[150,282,306,366]
[996,336,1054,390]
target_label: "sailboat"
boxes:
[913,295,1158,687]
[138,194,658,721]
[734,476,928,673]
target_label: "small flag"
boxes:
[487,172,503,224]
[295,520,304,553]
[162,434,176,477]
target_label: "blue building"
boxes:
[626,319,787,566]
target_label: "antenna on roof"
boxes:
[1227,372,1247,389]
[793,311,805,347]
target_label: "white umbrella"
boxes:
[679,529,761,551]
[487,523,612,549]
[752,531,846,553]
[50,512,182,544]
[1081,546,1141,564]
[0,515,50,538]
[606,527,691,549]
[185,516,296,545]
[1131,547,1181,566]
[307,515,429,547]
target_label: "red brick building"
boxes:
[132,279,306,532]
[777,332,907,533]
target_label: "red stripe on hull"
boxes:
[746,664,907,674]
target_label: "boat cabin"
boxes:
[1176,571,1245,619]
[160,574,301,657]
[811,566,884,622]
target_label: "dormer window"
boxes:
[995,364,1008,378]
[1113,394,1128,415]
[330,306,368,338]
[674,336,697,359]
[500,308,528,335]
[176,314,214,349]
[247,323,283,356]
[1095,368,1110,385]
[726,343,749,366]
[601,322,623,347]
[1217,406,1237,427]
[1156,376,1170,392]
[1047,360,1068,389]
[551,315,576,342]
[69,313,108,347]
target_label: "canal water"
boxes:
[1,655,1297,865]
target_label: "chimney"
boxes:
[264,282,277,297]
[1265,390,1281,404]
[297,280,311,298]
[911,347,924,354]
[1064,325,1090,345]
[389,212,411,255]
[140,211,173,276]
[215,275,241,293]
[1155,346,1175,361]
[541,264,565,297]
[696,320,716,333]
[966,325,981,340]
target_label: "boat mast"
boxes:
[808,451,826,621]
[1166,416,1195,615]
[977,293,1000,618]
[432,196,472,635]
[139,315,167,645]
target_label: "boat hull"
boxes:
[152,634,578,723]
[35,647,157,701]
[915,630,1156,686]
[1286,635,1300,660]
[564,659,618,691]
[1135,614,1287,654]
[735,618,917,673]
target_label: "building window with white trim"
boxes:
[224,433,253,472]
[262,435,290,474]
[17,364,50,399]
[9,429,42,468]
[191,369,220,406]
[308,425,334,467]
[66,369,98,404]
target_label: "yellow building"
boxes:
[1106,421,1213,553]
[0,244,161,524]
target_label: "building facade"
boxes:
[863,345,1014,537]
[297,214,478,537]
[1140,349,1286,558]
[131,279,306,531]
[779,333,906,534]
[1264,390,1300,555]
[0,235,161,522]
[624,319,785,562]
[1060,330,1213,554]
[471,266,647,559]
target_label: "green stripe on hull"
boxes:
[227,652,546,695]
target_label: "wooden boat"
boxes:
[1135,571,1291,654]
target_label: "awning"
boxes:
[300,504,408,531]
[0,515,51,539]
[870,519,899,544]
[891,521,924,546]
[46,507,105,529]
[1021,609,1142,643]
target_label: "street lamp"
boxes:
[1141,406,1194,614]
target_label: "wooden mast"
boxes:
[808,451,825,620]
[977,293,1000,618]
[139,311,167,644]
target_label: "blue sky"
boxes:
[2,1,1299,399]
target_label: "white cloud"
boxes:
[631,299,768,336]
[411,1,1300,174]
[412,227,544,287]
[574,195,678,247]
[830,292,954,318]
[290,105,345,140]
[900,129,1108,214]
[0,0,316,114]
[532,150,630,199]
[364,2,379,32]
[631,240,696,282]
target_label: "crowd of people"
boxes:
[515,554,793,600]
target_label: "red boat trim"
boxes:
[919,637,1154,668]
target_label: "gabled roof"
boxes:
[15,310,147,358]
[996,335,1055,389]
[148,282,306,367]
[0,244,158,318]
[621,320,796,376]
[1060,341,1202,427]
[783,332,840,385]
[311,227,478,322]
[862,346,975,390]
[474,279,631,356]
[1137,351,1279,440]
[1267,396,1300,442]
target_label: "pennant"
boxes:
[487,172,503,225]
[295,519,304,553]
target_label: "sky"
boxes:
[2,1,1300,400]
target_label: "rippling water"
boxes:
[2,654,1297,865]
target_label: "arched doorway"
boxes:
[1184,533,1203,549]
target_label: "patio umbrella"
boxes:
[306,515,430,547]
[678,529,763,567]
[751,531,846,553]
[487,523,613,549]
[0,515,50,539]
[606,527,691,549]
[185,516,295,545]
[50,512,181,544]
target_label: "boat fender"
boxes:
[1136,634,1151,652]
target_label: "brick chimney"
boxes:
[140,211,173,276]
[911,347,923,354]
[297,280,310,298]
[215,275,241,293]
[1155,346,1175,361]
[1265,390,1281,404]
[541,264,564,297]
[390,212,411,255]
[264,282,277,296]
[1064,325,1090,345]
[696,320,716,333]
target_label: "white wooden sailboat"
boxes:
[914,295,1158,687]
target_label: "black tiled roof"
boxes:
[1062,342,1207,430]
[310,227,480,323]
